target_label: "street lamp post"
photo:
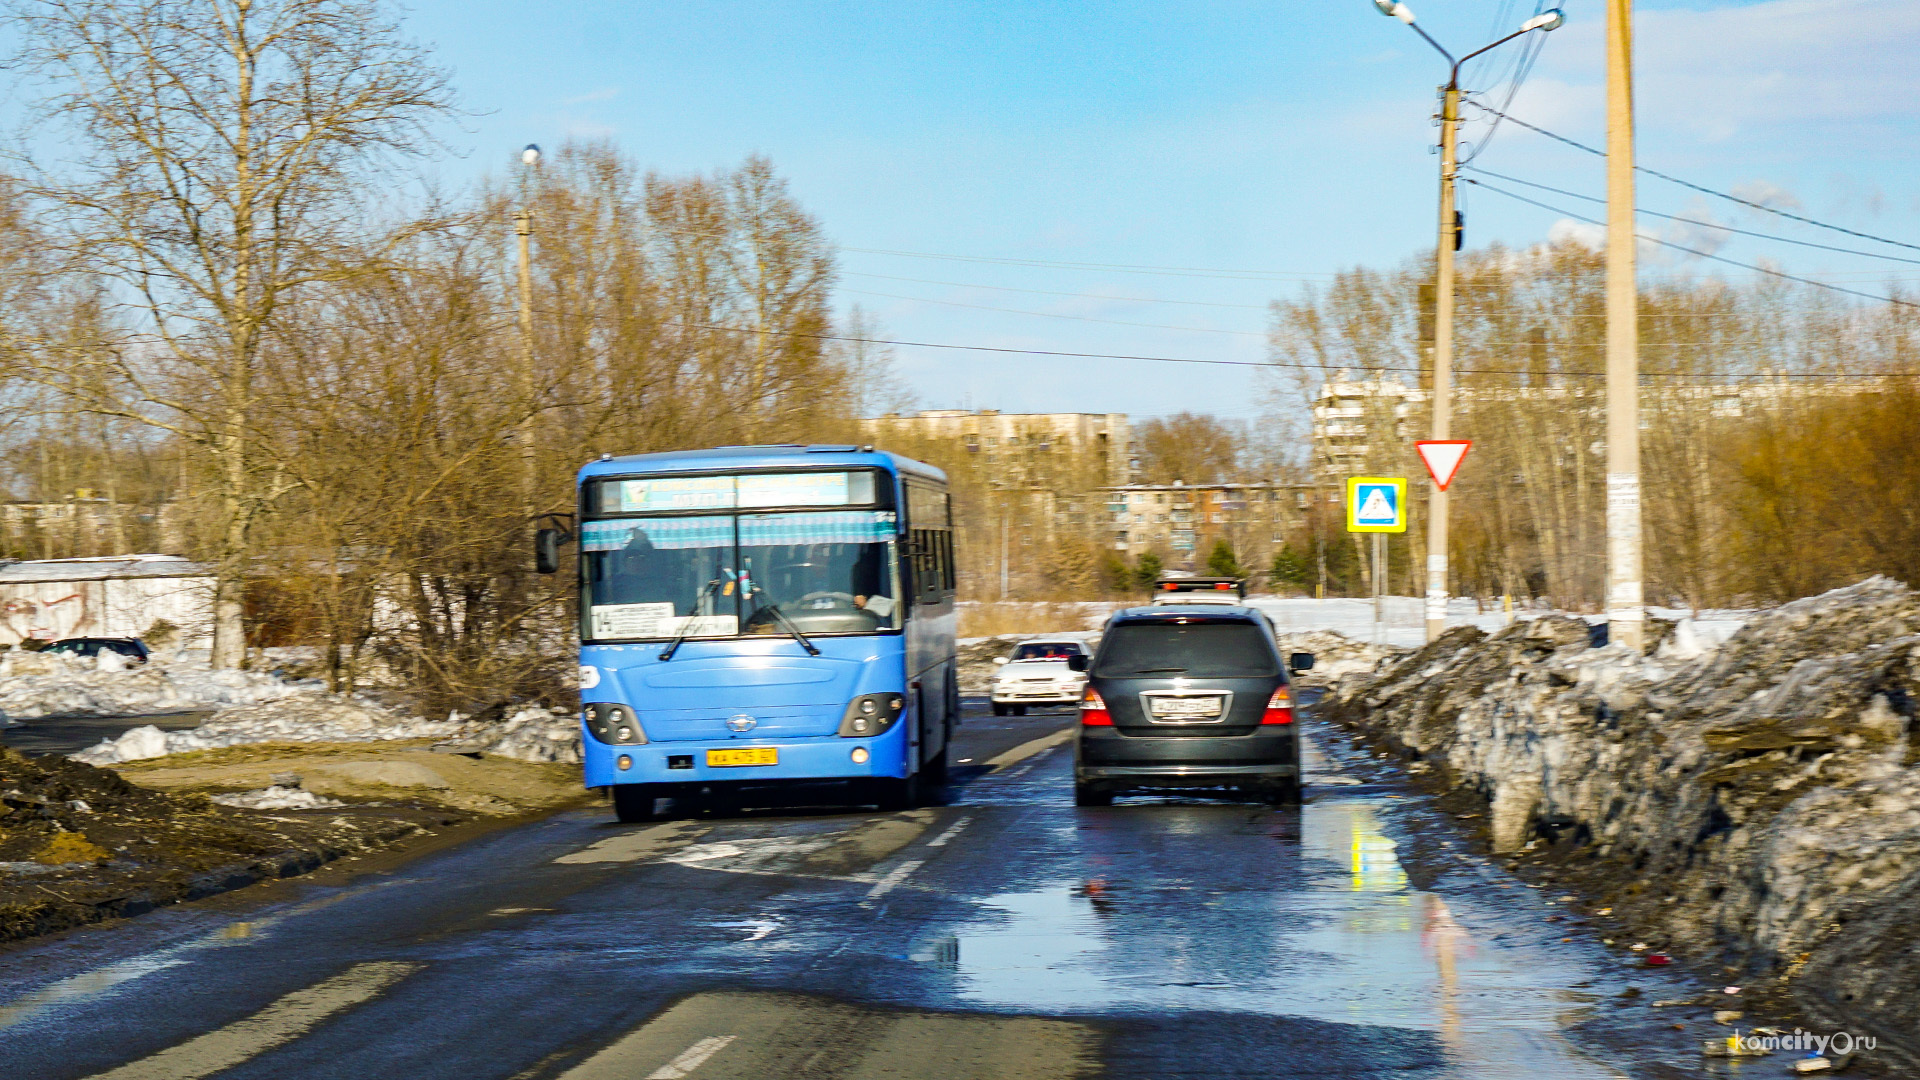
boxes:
[516,144,541,548]
[1372,2,1563,643]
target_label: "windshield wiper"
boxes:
[758,603,821,656]
[658,579,720,661]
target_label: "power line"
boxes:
[842,288,1265,338]
[1463,101,1920,256]
[1462,178,1920,310]
[672,320,1918,381]
[1464,166,1920,267]
[843,272,1272,310]
[841,246,1337,282]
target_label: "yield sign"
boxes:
[1415,440,1472,491]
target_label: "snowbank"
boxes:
[1321,577,1920,1053]
[210,784,347,810]
[71,698,580,766]
[71,697,463,765]
[0,649,318,719]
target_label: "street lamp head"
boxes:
[1520,8,1564,32]
[521,143,542,167]
[1390,2,1416,23]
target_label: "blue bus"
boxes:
[538,445,960,822]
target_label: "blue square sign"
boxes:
[1346,477,1408,533]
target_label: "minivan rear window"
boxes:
[1094,622,1279,679]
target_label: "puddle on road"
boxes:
[930,797,1616,1079]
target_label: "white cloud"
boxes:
[1728,179,1803,214]
[1548,218,1605,250]
[562,87,620,105]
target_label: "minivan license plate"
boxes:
[1150,696,1222,718]
[707,747,778,767]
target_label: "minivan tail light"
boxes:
[1080,687,1113,726]
[1261,687,1294,725]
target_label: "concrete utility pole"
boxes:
[1426,81,1459,645]
[1604,0,1644,649]
[1373,2,1563,643]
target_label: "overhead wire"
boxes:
[669,320,1916,381]
[842,272,1272,309]
[1463,166,1920,266]
[1462,100,1920,255]
[1461,177,1920,310]
[842,288,1265,337]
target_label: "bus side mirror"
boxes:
[1289,652,1315,673]
[535,528,565,575]
[1067,654,1089,673]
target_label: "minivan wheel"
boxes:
[1012,704,1028,716]
[1073,782,1113,807]
[1259,779,1301,806]
[991,702,1009,716]
[612,784,659,823]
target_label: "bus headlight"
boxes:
[838,693,906,737]
[584,703,648,745]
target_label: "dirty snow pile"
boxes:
[72,698,463,765]
[1321,576,1920,1053]
[71,698,578,766]
[431,707,582,764]
[0,648,318,720]
[1272,630,1406,687]
[209,784,347,810]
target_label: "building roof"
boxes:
[0,555,210,584]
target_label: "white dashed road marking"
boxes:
[926,816,973,847]
[80,962,423,1080]
[644,1035,738,1079]
[863,859,925,902]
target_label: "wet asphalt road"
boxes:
[0,696,1704,1080]
[1,712,212,758]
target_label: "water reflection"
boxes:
[935,797,1613,1078]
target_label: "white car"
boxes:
[988,639,1090,715]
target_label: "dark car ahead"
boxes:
[1068,605,1311,806]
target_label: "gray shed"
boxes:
[0,556,212,646]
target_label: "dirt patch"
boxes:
[0,746,452,944]
[1,740,591,946]
[112,740,587,818]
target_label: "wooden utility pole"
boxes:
[1604,0,1644,649]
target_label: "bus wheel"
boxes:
[991,702,1009,716]
[921,744,949,787]
[612,784,658,823]
[874,773,922,811]
[1073,782,1113,807]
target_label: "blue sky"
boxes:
[404,0,1920,419]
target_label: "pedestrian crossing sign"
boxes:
[1346,477,1408,533]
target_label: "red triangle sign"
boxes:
[1416,440,1472,491]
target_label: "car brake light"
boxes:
[1080,687,1113,726]
[1261,687,1294,725]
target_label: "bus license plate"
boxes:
[707,747,778,767]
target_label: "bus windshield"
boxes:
[581,510,901,641]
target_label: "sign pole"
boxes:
[1373,532,1386,644]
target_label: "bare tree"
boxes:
[6,0,456,667]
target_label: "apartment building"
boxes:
[1101,481,1329,570]
[858,410,1133,488]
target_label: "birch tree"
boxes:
[7,0,455,667]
